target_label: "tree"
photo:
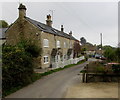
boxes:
[102,45,114,50]
[80,37,86,45]
[73,41,81,58]
[0,20,8,28]
[103,47,117,62]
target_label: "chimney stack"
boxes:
[18,3,27,19]
[46,14,52,27]
[61,25,64,32]
[69,31,72,36]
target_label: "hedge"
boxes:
[2,40,40,97]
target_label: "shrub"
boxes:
[17,40,41,57]
[112,64,120,73]
[2,40,40,96]
[95,66,105,73]
[2,45,33,89]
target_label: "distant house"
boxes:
[81,43,97,55]
[5,4,83,69]
[0,28,7,45]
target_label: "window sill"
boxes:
[56,47,60,48]
[44,46,49,48]
[44,62,49,64]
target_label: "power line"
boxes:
[55,3,98,35]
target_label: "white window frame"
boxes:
[70,42,72,48]
[56,40,60,48]
[43,56,49,64]
[64,42,66,48]
[43,39,49,47]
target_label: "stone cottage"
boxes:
[6,4,82,69]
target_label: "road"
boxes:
[6,62,88,98]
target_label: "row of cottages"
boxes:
[6,4,84,69]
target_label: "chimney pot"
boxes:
[69,31,72,36]
[61,25,64,32]
[46,14,52,27]
[18,3,27,19]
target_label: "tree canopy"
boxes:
[80,37,86,45]
[0,20,8,28]
[103,46,120,62]
[73,42,81,57]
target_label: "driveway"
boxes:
[6,62,88,98]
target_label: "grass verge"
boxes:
[3,60,86,98]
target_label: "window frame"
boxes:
[64,42,66,48]
[43,39,49,47]
[56,40,60,48]
[43,56,49,64]
[70,41,72,48]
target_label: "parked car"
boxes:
[95,54,101,59]
[100,56,106,60]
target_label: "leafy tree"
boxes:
[80,37,86,45]
[73,41,81,58]
[104,47,117,62]
[102,45,115,50]
[81,48,86,55]
[0,20,8,28]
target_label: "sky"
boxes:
[0,0,119,47]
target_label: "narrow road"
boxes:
[6,62,88,98]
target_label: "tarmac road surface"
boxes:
[6,62,88,98]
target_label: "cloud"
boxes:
[1,2,118,47]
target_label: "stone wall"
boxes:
[41,31,76,69]
[6,17,77,69]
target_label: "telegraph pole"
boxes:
[100,33,103,56]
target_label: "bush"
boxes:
[104,47,120,62]
[17,40,41,57]
[95,66,105,73]
[112,64,120,73]
[2,45,34,91]
[2,40,41,97]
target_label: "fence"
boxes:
[52,56,85,68]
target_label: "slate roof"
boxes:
[25,17,77,40]
[0,28,7,40]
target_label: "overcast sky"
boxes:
[1,0,119,47]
